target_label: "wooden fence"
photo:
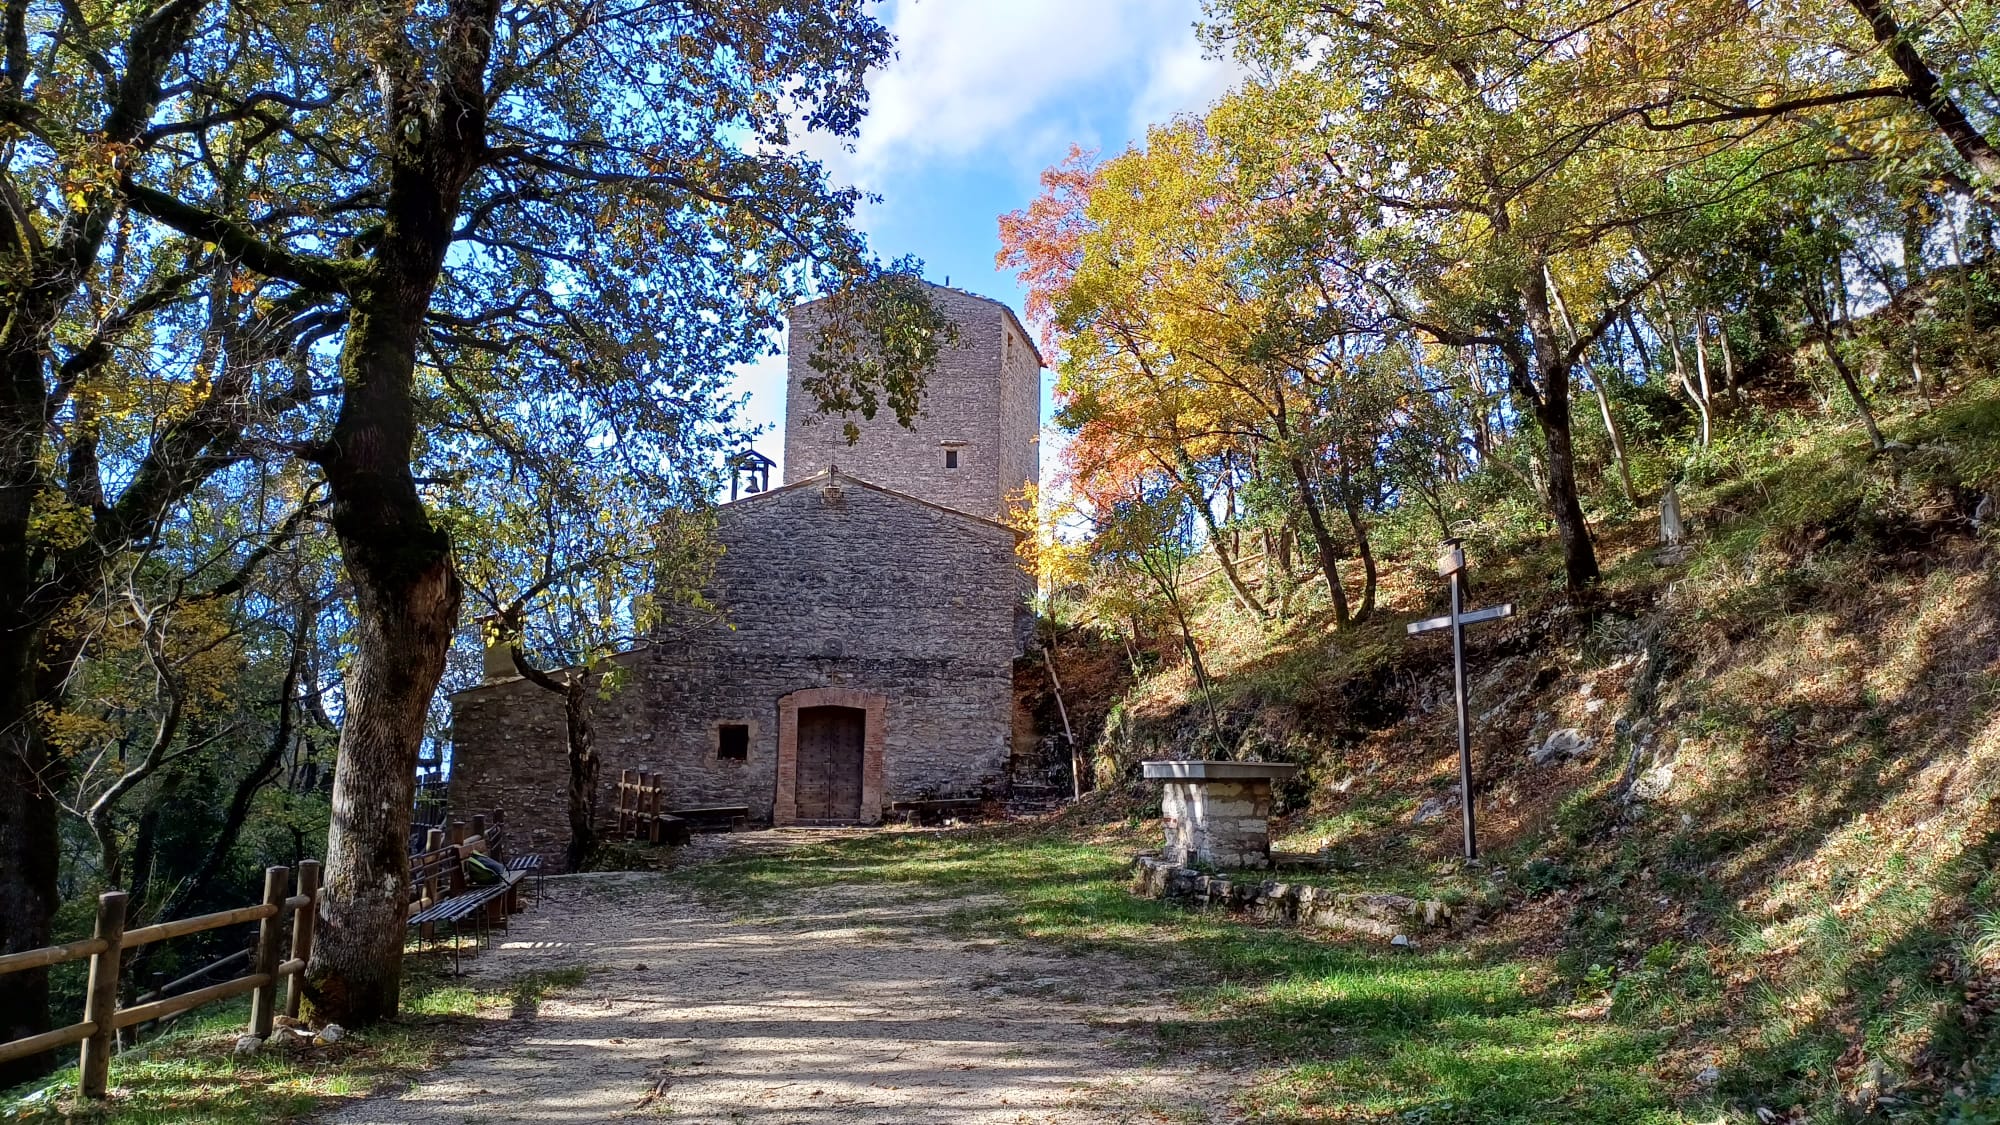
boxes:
[0,861,321,1099]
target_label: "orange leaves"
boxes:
[997,145,1103,357]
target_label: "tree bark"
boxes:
[0,1,224,1071]
[1546,268,1637,505]
[562,677,598,873]
[1810,300,1887,450]
[1335,459,1377,621]
[1692,313,1716,442]
[1519,268,1602,590]
[307,288,466,1025]
[1534,391,1602,588]
[0,645,59,1083]
[305,0,497,1024]
[1662,302,1713,448]
[1287,455,1352,626]
[509,649,600,873]
[1845,0,2000,206]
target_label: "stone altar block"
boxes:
[1143,760,1300,870]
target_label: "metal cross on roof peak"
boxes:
[1406,538,1514,861]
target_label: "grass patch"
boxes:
[678,827,1682,1123]
[2,965,588,1124]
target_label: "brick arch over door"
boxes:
[774,687,886,826]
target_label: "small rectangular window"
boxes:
[944,449,959,469]
[717,723,749,761]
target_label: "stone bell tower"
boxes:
[781,281,1041,522]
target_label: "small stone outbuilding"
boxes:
[446,283,1042,859]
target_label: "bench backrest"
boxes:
[408,846,458,909]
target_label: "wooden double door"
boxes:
[794,705,865,822]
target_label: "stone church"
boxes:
[446,283,1041,858]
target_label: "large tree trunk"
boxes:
[306,295,464,1024]
[302,0,496,1026]
[0,640,59,1084]
[1545,267,1637,506]
[0,2,215,1072]
[309,468,458,1021]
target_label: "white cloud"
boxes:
[805,0,1237,188]
[1126,27,1245,139]
[736,1,1242,491]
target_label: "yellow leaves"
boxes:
[29,488,92,552]
[41,703,122,759]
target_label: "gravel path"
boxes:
[323,834,1237,1124]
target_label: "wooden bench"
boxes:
[671,805,750,834]
[890,798,988,826]
[506,853,546,899]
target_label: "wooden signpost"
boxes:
[1406,539,1513,861]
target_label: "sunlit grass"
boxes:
[679,828,1683,1123]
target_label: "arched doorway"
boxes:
[774,687,886,826]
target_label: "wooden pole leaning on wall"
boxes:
[638,772,654,843]
[78,890,129,1099]
[619,770,635,839]
[284,861,320,1020]
[248,866,289,1039]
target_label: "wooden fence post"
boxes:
[78,890,128,1099]
[248,866,289,1038]
[470,813,486,840]
[284,861,320,1020]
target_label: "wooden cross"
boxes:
[1406,539,1514,861]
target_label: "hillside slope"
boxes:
[1034,370,2000,1120]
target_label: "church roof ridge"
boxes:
[724,466,1025,538]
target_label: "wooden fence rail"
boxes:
[0,860,320,1099]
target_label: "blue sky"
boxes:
[730,0,1242,480]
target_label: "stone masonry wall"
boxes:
[1131,854,1456,941]
[1161,778,1277,870]
[782,284,1040,522]
[448,473,1024,862]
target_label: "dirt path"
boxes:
[324,835,1236,1124]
